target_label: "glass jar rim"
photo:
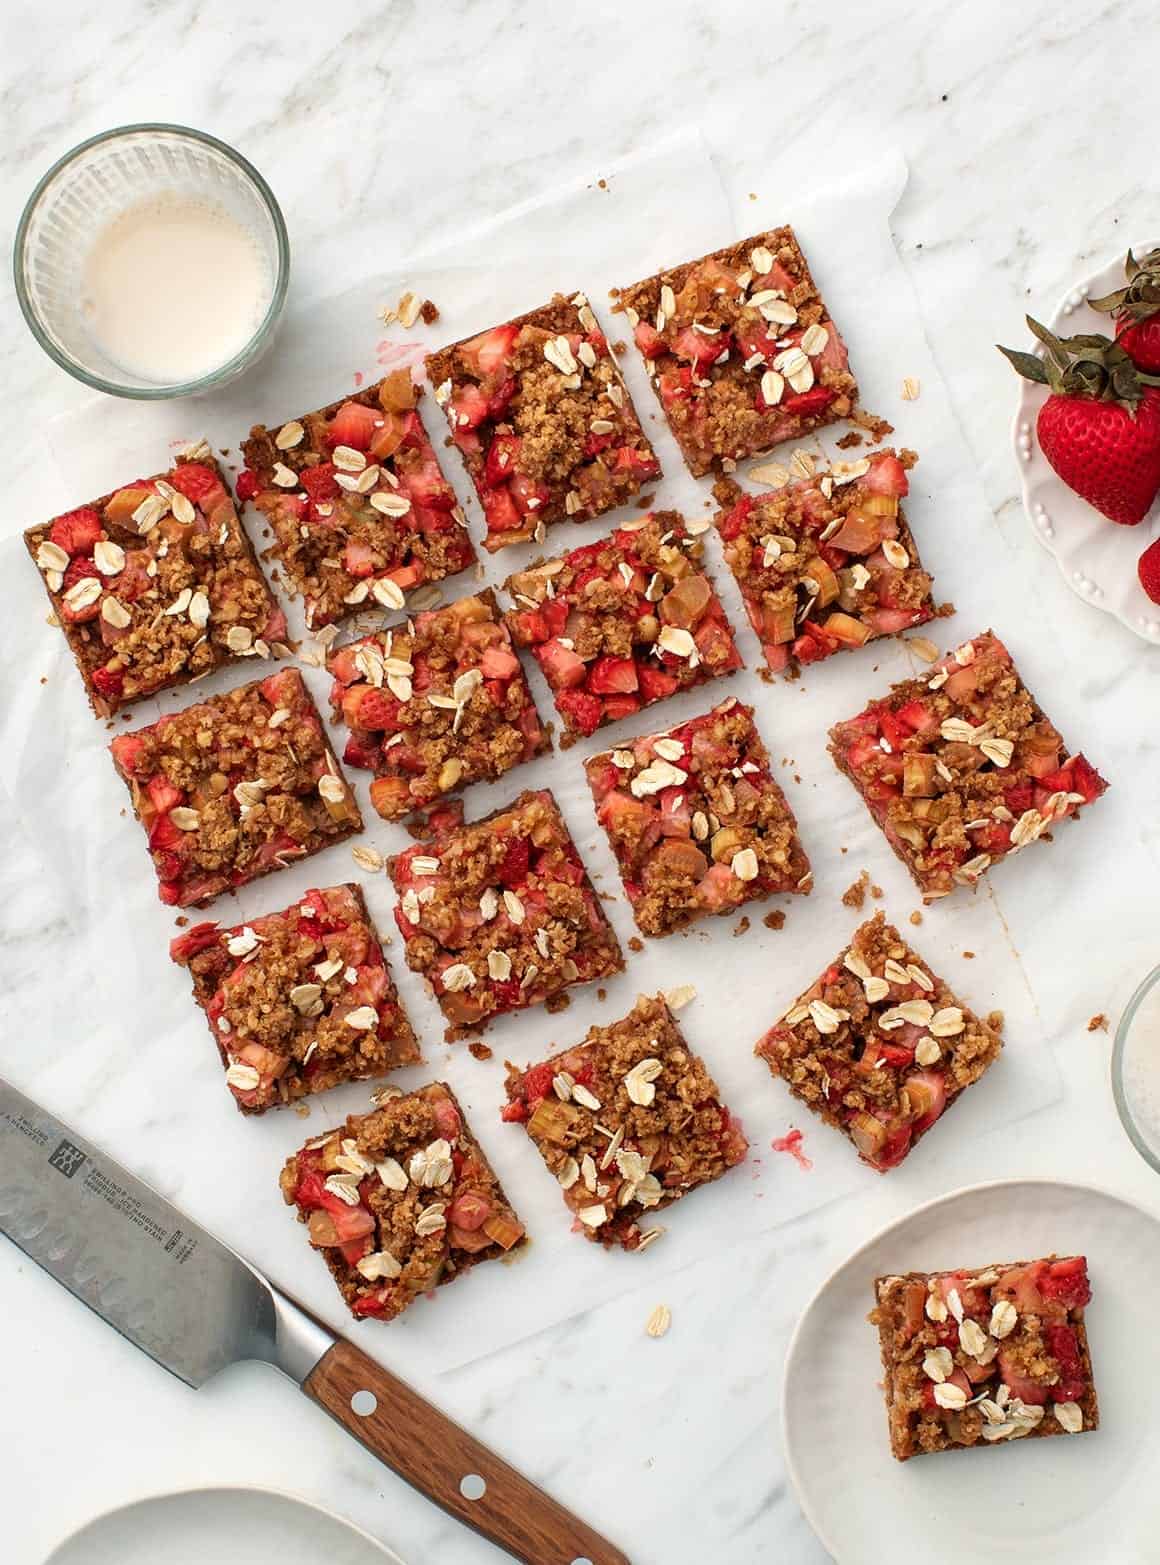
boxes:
[1111,962,1160,1176]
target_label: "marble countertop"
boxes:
[4,1,1160,1562]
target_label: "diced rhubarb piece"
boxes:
[427,293,657,551]
[616,227,858,477]
[281,1083,525,1321]
[756,912,1001,1170]
[240,376,474,629]
[503,994,746,1249]
[829,630,1109,901]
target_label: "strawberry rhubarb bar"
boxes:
[501,993,747,1250]
[755,913,1002,1171]
[280,1082,525,1321]
[714,449,938,676]
[326,588,547,821]
[110,668,362,907]
[170,883,418,1114]
[503,511,741,743]
[426,291,659,551]
[614,228,857,477]
[26,445,286,718]
[828,631,1109,900]
[389,788,623,1039]
[237,369,475,629]
[870,1254,1097,1459]
[585,697,811,937]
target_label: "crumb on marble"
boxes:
[763,910,786,931]
[841,870,869,910]
[1087,1013,1108,1034]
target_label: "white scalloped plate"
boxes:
[1012,241,1160,643]
[783,1179,1160,1565]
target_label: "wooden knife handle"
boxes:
[304,1338,631,1565]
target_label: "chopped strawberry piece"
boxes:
[878,712,911,752]
[587,655,638,695]
[997,1349,1048,1406]
[1044,1323,1087,1401]
[556,688,604,736]
[147,775,183,814]
[500,1099,528,1122]
[49,506,103,556]
[904,1069,947,1132]
[778,385,836,419]
[91,666,124,704]
[633,321,666,359]
[487,375,518,419]
[896,699,935,734]
[658,366,695,407]
[431,1095,462,1141]
[169,462,224,506]
[510,473,551,516]
[863,452,910,499]
[673,325,727,370]
[508,608,549,645]
[497,834,530,889]
[399,456,455,510]
[535,638,587,690]
[326,401,381,452]
[235,468,260,502]
[1040,1256,1092,1310]
[601,693,641,721]
[1068,755,1108,804]
[447,1191,491,1231]
[110,733,146,775]
[519,1062,556,1105]
[637,663,680,702]
[462,323,519,377]
[484,433,522,488]
[342,684,403,731]
[718,495,754,541]
[541,598,569,637]
[299,464,339,506]
[482,485,523,535]
[451,383,490,431]
[343,539,378,577]
[612,445,660,478]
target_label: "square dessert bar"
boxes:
[25,445,286,718]
[170,883,418,1114]
[389,788,623,1039]
[280,1082,525,1321]
[238,369,475,629]
[503,511,741,743]
[326,588,547,821]
[614,228,857,477]
[426,291,660,552]
[870,1254,1097,1459]
[755,912,1002,1171]
[828,631,1109,900]
[714,448,939,676]
[110,668,362,907]
[585,697,812,937]
[501,992,748,1250]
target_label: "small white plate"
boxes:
[1012,241,1160,644]
[783,1178,1160,1565]
[44,1486,406,1565]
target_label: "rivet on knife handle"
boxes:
[304,1339,631,1565]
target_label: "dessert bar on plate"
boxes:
[828,630,1109,900]
[389,788,623,1039]
[237,369,475,628]
[25,445,286,718]
[714,448,939,676]
[755,912,1002,1170]
[326,587,547,821]
[501,992,748,1250]
[870,1254,1097,1459]
[110,668,362,907]
[170,883,418,1113]
[585,696,811,936]
[426,291,659,552]
[614,227,857,477]
[502,510,741,743]
[281,1082,525,1321]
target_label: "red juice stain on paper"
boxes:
[375,339,423,368]
[771,1128,812,1171]
[352,370,364,388]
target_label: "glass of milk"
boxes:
[14,123,289,398]
[1112,964,1160,1175]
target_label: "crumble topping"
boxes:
[426,292,659,552]
[26,449,286,718]
[870,1255,1097,1459]
[238,370,475,628]
[327,588,546,819]
[110,668,361,907]
[755,912,1002,1170]
[585,698,811,937]
[501,993,747,1249]
[829,631,1109,900]
[713,448,942,676]
[281,1082,525,1321]
[613,228,857,476]
[504,511,740,742]
[172,883,417,1113]
[389,789,622,1038]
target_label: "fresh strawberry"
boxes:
[1089,247,1160,373]
[326,401,381,451]
[999,317,1160,525]
[555,687,604,736]
[1139,535,1160,602]
[586,655,638,695]
[49,506,103,557]
[299,463,339,506]
[496,834,530,889]
[169,462,223,507]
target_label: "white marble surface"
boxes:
[3,2,1160,1562]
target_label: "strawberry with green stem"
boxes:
[999,317,1160,525]
[1089,247,1160,374]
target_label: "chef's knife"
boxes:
[0,1078,629,1565]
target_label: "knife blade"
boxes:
[0,1078,630,1565]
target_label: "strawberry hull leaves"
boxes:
[999,316,1160,526]
[1090,247,1160,374]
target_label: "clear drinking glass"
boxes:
[13,123,290,399]
[1112,964,1160,1175]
